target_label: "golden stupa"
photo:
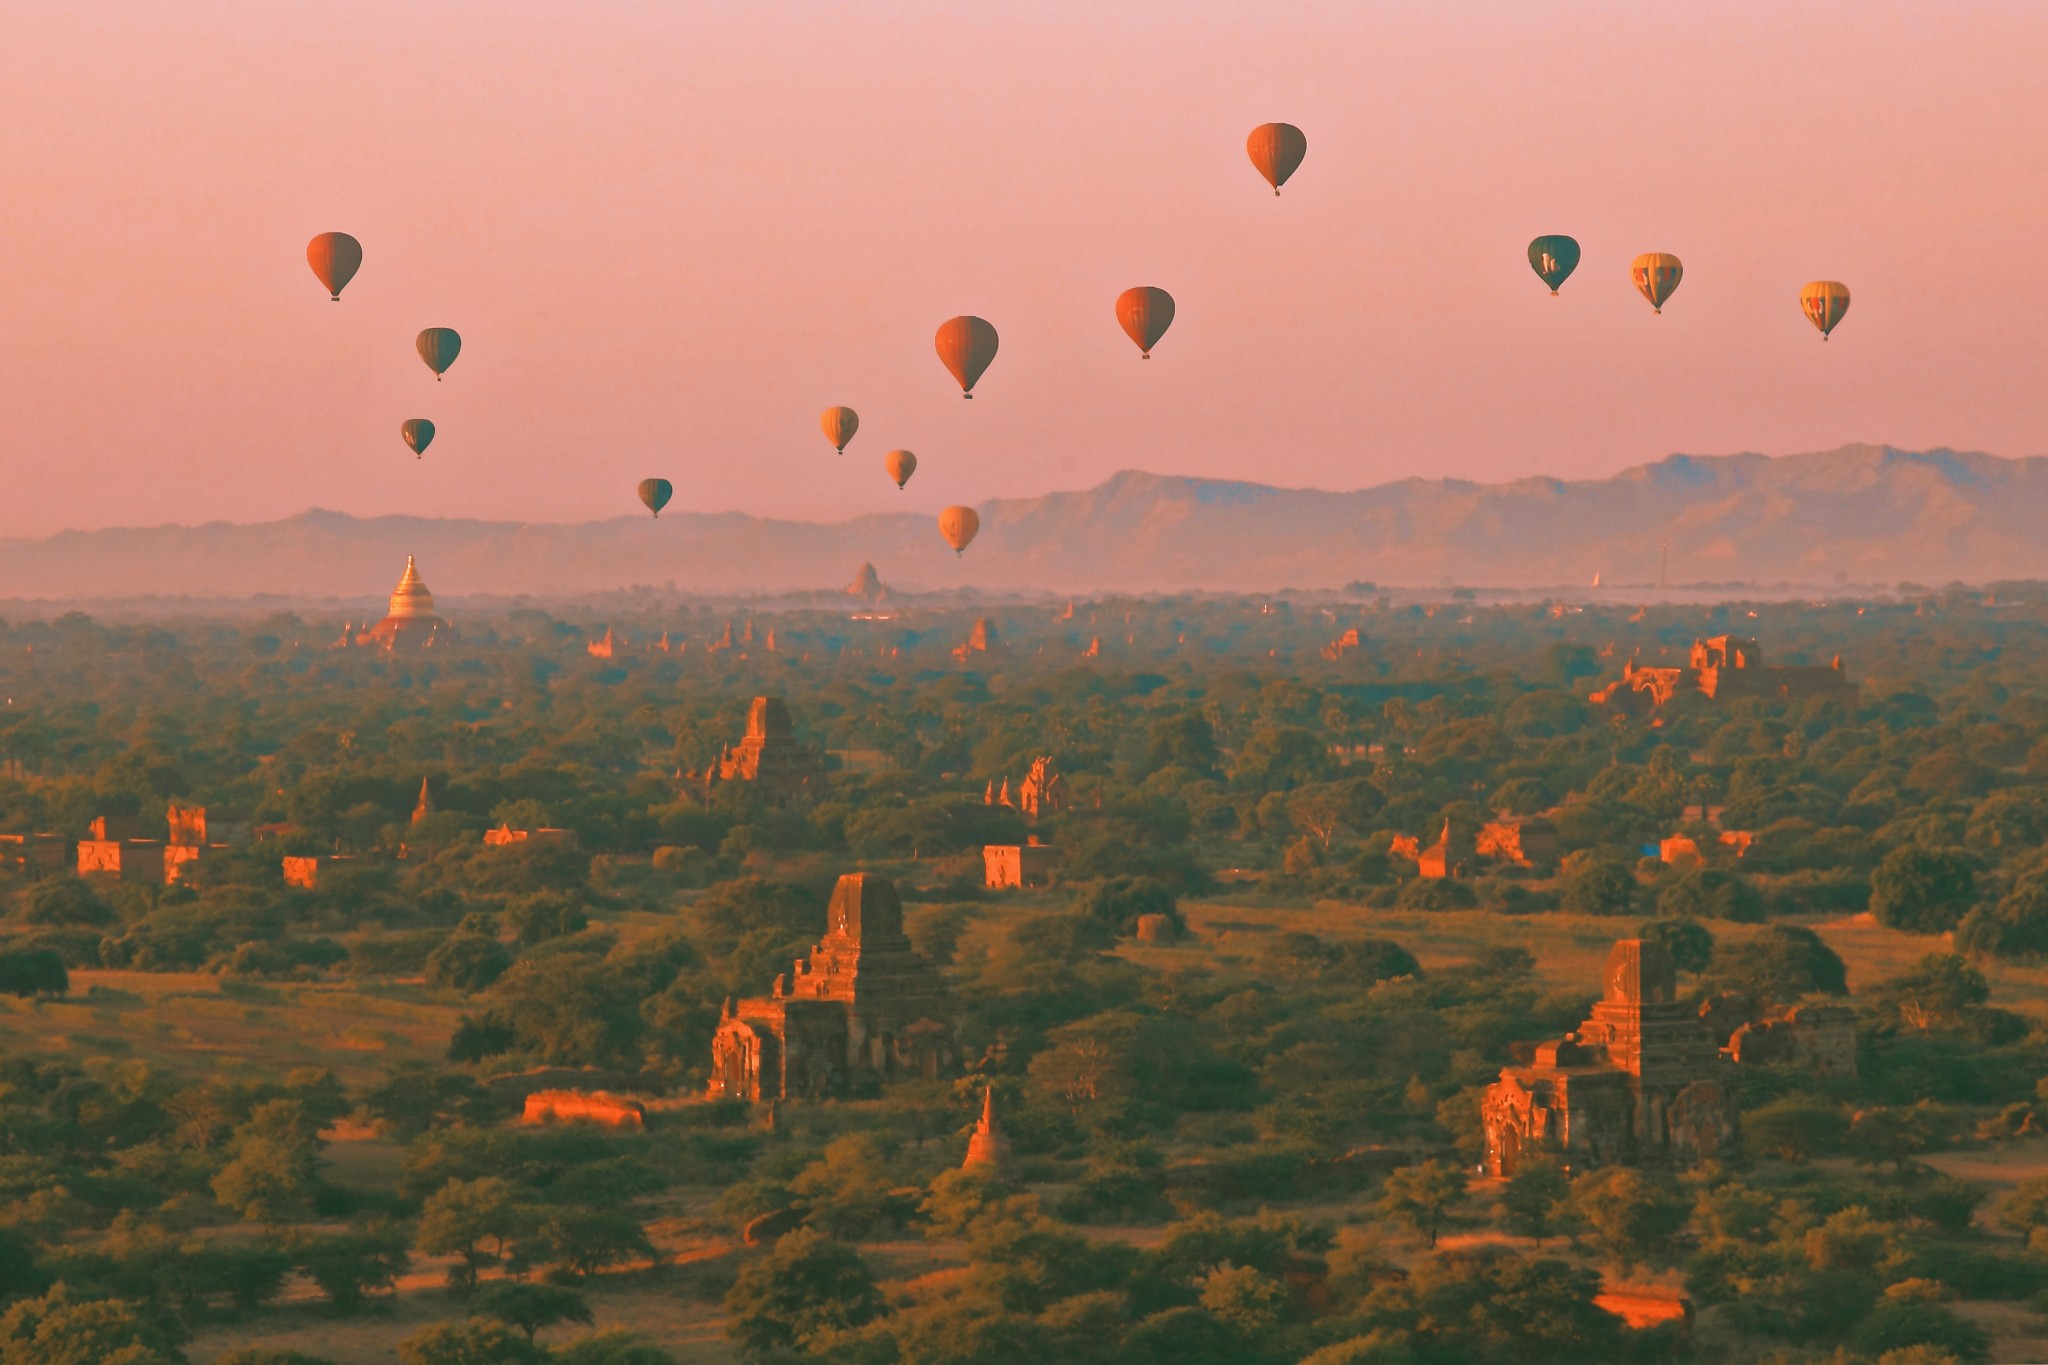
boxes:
[356,556,455,650]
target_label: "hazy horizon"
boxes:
[5,1,2045,536]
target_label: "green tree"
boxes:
[425,932,513,992]
[1377,1159,1467,1247]
[1656,866,1765,923]
[211,1100,324,1224]
[471,1282,594,1345]
[1565,1167,1686,1272]
[724,1228,886,1356]
[397,1320,545,1365]
[1558,850,1635,917]
[0,948,68,998]
[0,1288,187,1365]
[1636,917,1714,975]
[1871,845,1978,934]
[1710,924,1849,1005]
[288,1224,412,1311]
[1743,1094,1852,1162]
[1499,1157,1570,1243]
[417,1177,531,1291]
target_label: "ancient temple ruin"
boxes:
[1482,939,1739,1176]
[1590,636,1856,712]
[708,872,954,1102]
[699,696,826,804]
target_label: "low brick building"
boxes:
[984,838,1059,889]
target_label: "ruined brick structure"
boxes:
[1397,819,1474,879]
[521,1090,646,1128]
[1590,636,1856,712]
[484,826,577,848]
[700,697,826,805]
[1482,940,1738,1176]
[1476,816,1559,870]
[1728,1004,1857,1077]
[708,872,954,1102]
[984,838,1059,889]
[953,617,1003,662]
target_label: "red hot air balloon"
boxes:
[1116,287,1176,359]
[307,232,362,301]
[1247,124,1307,196]
[935,316,999,399]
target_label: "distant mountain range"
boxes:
[1,444,2040,602]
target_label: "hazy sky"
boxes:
[2,0,2043,535]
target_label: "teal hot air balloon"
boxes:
[416,328,462,380]
[1528,235,1581,294]
[400,419,435,459]
[638,478,673,518]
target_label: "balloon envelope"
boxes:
[1527,236,1581,294]
[939,505,979,555]
[935,316,999,398]
[307,232,362,300]
[400,419,435,459]
[416,328,462,379]
[821,406,859,454]
[1799,281,1851,338]
[638,478,673,517]
[1246,123,1307,195]
[1630,253,1683,312]
[884,449,917,489]
[1116,287,1176,358]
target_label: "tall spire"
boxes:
[388,555,438,620]
[963,1086,1010,1173]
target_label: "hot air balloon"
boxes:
[1630,254,1683,314]
[1527,236,1581,294]
[936,316,999,398]
[1247,123,1307,196]
[939,505,979,556]
[1799,281,1851,339]
[884,449,917,490]
[400,419,435,460]
[820,406,859,455]
[1116,287,1176,358]
[417,328,462,380]
[307,232,362,301]
[638,478,673,517]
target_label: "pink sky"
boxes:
[1,0,2043,535]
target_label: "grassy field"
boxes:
[1153,897,2048,1021]
[0,969,463,1087]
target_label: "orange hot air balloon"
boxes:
[935,316,999,399]
[417,328,461,380]
[307,232,362,301]
[400,419,434,460]
[884,449,917,490]
[638,478,673,517]
[1799,281,1850,339]
[1247,123,1307,196]
[821,406,859,454]
[1630,253,1683,313]
[1116,287,1175,358]
[938,505,979,555]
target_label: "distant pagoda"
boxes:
[962,1087,1011,1174]
[356,556,456,650]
